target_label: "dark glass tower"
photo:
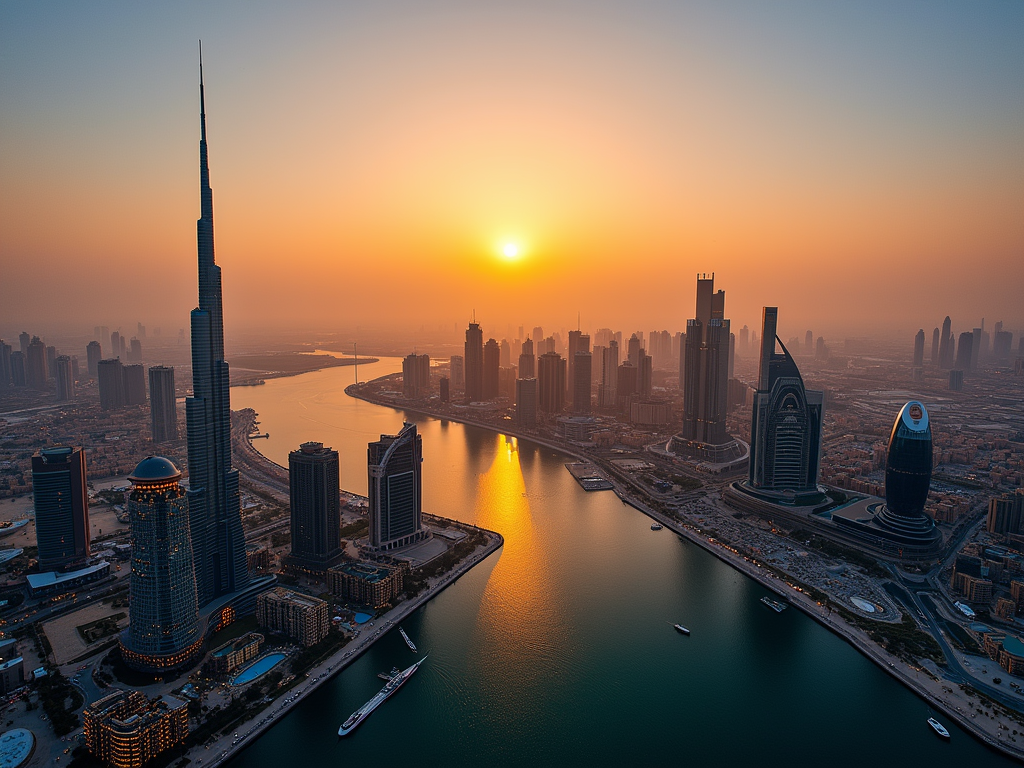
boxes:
[185,53,249,607]
[368,423,426,551]
[31,447,91,570]
[288,442,343,571]
[464,322,483,403]
[875,401,940,545]
[121,457,202,673]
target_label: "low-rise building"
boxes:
[204,632,264,676]
[83,690,188,768]
[0,657,24,695]
[328,561,404,609]
[256,588,329,647]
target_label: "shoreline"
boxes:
[344,384,1024,763]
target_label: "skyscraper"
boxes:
[938,316,953,368]
[402,353,430,398]
[518,337,535,378]
[568,330,583,403]
[120,457,202,673]
[149,366,178,443]
[368,423,426,551]
[746,308,824,500]
[930,327,940,365]
[9,352,26,387]
[55,355,75,402]
[912,329,925,368]
[516,378,538,427]
[18,332,29,356]
[123,364,147,406]
[31,447,90,570]
[97,358,125,410]
[288,442,343,572]
[128,337,143,364]
[0,341,11,388]
[25,337,47,390]
[599,339,619,407]
[185,56,249,607]
[464,322,484,402]
[874,401,940,547]
[86,341,102,377]
[537,352,566,413]
[483,339,500,400]
[449,355,465,388]
[954,332,974,372]
[573,351,592,414]
[45,345,57,380]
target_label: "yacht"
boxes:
[927,717,950,739]
[673,624,690,636]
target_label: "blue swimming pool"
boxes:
[353,612,372,624]
[231,653,287,686]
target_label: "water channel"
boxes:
[228,356,1011,766]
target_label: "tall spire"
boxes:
[198,40,213,237]
[199,40,206,142]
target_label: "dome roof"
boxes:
[129,456,181,483]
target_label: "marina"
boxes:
[564,462,614,491]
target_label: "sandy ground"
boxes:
[40,602,127,667]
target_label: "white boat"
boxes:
[760,596,787,613]
[927,717,950,739]
[651,523,663,531]
[673,624,690,636]
[399,626,417,652]
[338,657,426,736]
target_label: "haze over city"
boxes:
[2,1,1022,341]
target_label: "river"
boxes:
[228,357,1011,766]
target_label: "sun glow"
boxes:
[502,242,520,259]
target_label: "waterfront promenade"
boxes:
[344,384,1024,762]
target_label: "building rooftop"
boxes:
[25,561,109,590]
[129,456,180,482]
[1002,634,1024,659]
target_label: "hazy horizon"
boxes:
[2,1,1022,343]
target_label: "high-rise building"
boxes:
[971,328,982,370]
[256,588,329,647]
[804,330,813,354]
[637,350,652,397]
[128,337,143,364]
[120,457,202,673]
[149,366,178,443]
[185,59,249,607]
[537,352,565,413]
[0,341,11,388]
[518,337,535,378]
[18,332,29,356]
[55,355,75,401]
[123,364,147,405]
[439,377,450,403]
[31,447,91,570]
[573,351,592,414]
[516,378,538,427]
[672,274,744,463]
[464,322,484,402]
[948,369,964,391]
[568,330,584,403]
[483,339,500,400]
[627,333,641,369]
[449,355,464,388]
[402,353,430,398]
[97,358,126,410]
[368,422,426,551]
[599,340,619,407]
[746,308,824,500]
[994,330,1014,361]
[938,316,953,368]
[499,339,511,368]
[25,336,47,390]
[45,345,57,379]
[86,341,102,377]
[930,327,940,365]
[913,329,925,368]
[9,352,26,387]
[954,332,974,372]
[532,326,544,346]
[874,401,940,546]
[110,331,122,362]
[287,442,343,573]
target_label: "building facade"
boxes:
[256,588,329,647]
[149,366,178,443]
[32,447,91,570]
[98,358,126,410]
[83,690,189,768]
[287,442,343,573]
[368,423,427,550]
[327,561,405,609]
[121,457,202,674]
[464,323,483,402]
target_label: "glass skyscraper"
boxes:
[31,447,90,570]
[185,53,249,607]
[368,423,426,551]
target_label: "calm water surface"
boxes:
[229,357,1011,766]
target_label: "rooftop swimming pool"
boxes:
[231,653,287,686]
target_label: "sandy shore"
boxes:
[345,385,1024,762]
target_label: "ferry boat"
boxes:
[673,624,690,636]
[760,596,788,613]
[338,657,426,736]
[399,626,417,652]
[651,523,663,531]
[927,717,950,739]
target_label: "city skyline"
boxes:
[1,2,1022,337]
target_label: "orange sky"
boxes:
[1,2,1022,342]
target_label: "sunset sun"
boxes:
[502,242,520,259]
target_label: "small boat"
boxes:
[673,624,690,636]
[761,596,788,613]
[399,627,417,652]
[651,523,663,531]
[927,717,950,739]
